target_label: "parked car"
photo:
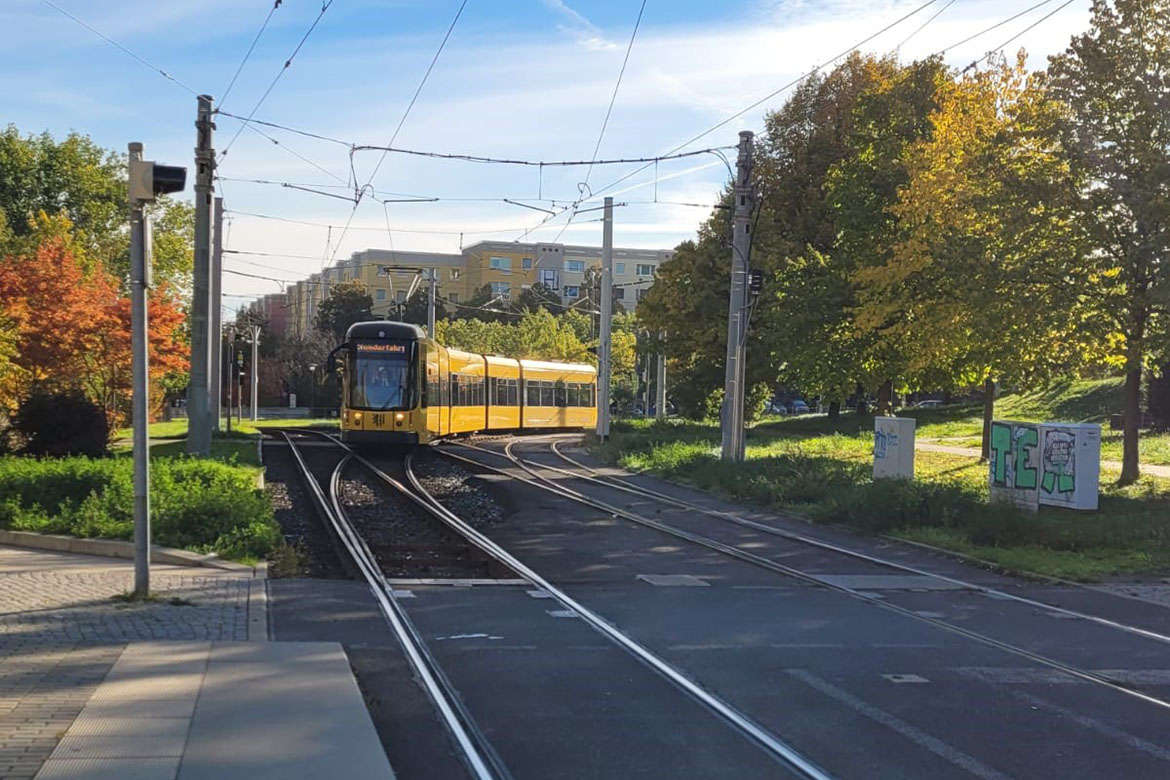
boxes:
[765,400,788,415]
[789,399,810,415]
[914,399,944,409]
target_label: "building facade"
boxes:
[280,240,672,337]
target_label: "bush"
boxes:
[0,455,278,560]
[14,388,108,457]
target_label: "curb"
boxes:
[0,529,256,573]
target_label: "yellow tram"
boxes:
[331,321,597,447]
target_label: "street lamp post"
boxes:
[308,364,318,415]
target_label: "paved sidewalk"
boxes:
[915,440,1170,478]
[0,546,255,780]
[36,642,393,780]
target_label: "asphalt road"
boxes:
[270,441,1170,779]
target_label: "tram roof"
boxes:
[345,321,425,340]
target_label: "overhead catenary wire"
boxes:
[896,0,957,50]
[220,0,336,160]
[331,0,470,267]
[220,0,284,109]
[961,0,1079,73]
[38,0,196,93]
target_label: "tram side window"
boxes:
[555,381,567,408]
[526,380,539,406]
[540,381,555,407]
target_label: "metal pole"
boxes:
[210,197,223,431]
[656,329,666,421]
[128,142,151,598]
[249,324,260,421]
[187,94,215,455]
[643,348,651,418]
[596,197,613,439]
[428,267,437,336]
[721,131,754,462]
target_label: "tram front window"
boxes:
[350,341,414,410]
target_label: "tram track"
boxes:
[284,429,833,780]
[440,436,1170,715]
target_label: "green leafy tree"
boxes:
[314,280,374,343]
[514,282,563,314]
[399,289,448,330]
[0,126,194,295]
[867,55,1112,456]
[1048,0,1170,483]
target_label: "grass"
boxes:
[0,454,279,563]
[596,416,1170,581]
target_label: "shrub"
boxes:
[0,455,278,560]
[14,388,108,457]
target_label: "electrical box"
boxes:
[874,416,915,480]
[989,421,1100,511]
[1038,423,1101,511]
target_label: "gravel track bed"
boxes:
[339,464,509,579]
[408,453,506,529]
[263,436,351,578]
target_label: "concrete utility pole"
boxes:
[210,197,223,430]
[721,131,754,462]
[656,329,666,421]
[128,142,152,598]
[428,267,437,335]
[187,94,215,455]
[249,323,261,421]
[596,197,614,439]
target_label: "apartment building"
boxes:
[282,239,673,337]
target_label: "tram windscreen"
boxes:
[350,340,415,410]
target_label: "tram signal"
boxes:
[748,269,765,296]
[128,159,187,202]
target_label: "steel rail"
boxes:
[280,432,501,780]
[441,440,1170,714]
[390,450,834,780]
[297,430,833,779]
[542,439,1170,648]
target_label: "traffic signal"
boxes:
[748,269,765,296]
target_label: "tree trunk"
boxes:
[1120,313,1146,485]
[876,379,893,416]
[828,400,841,422]
[980,376,995,463]
[855,383,867,417]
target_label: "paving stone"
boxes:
[0,546,252,778]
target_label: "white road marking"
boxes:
[788,669,1012,780]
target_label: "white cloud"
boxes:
[540,0,617,50]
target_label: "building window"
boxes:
[448,292,459,303]
[490,256,512,271]
[636,287,648,301]
[540,269,559,289]
[565,259,585,273]
[491,281,511,298]
[564,285,580,299]
[637,263,655,276]
[377,266,389,277]
[613,286,625,300]
[375,289,386,301]
[615,262,626,275]
[522,257,533,269]
[395,290,406,304]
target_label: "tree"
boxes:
[865,54,1112,456]
[0,126,194,295]
[0,306,18,413]
[314,280,374,343]
[1048,0,1170,483]
[399,288,448,329]
[0,227,189,427]
[515,282,563,314]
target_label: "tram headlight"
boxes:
[354,412,363,422]
[394,413,405,421]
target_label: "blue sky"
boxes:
[1,0,1093,314]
